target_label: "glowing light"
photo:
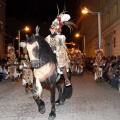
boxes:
[82,7,89,14]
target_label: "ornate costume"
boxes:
[46,34,70,69]
[45,8,76,86]
[19,42,33,93]
[7,46,17,65]
[94,49,104,82]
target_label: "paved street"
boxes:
[0,71,120,120]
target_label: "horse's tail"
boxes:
[61,69,72,100]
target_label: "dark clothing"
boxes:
[109,66,120,87]
[0,73,4,82]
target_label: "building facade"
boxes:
[80,0,120,57]
[0,0,6,58]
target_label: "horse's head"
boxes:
[26,34,40,68]
[26,26,57,69]
[26,34,57,69]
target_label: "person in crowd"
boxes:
[109,63,120,88]
[0,65,7,82]
[0,65,3,82]
[102,61,110,82]
[2,66,9,80]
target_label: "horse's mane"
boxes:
[27,35,57,66]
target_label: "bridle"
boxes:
[27,41,41,69]
[30,59,42,69]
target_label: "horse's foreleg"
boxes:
[33,95,45,114]
[49,84,56,119]
[34,78,45,114]
[36,78,42,98]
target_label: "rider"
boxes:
[45,11,76,86]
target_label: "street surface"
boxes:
[0,71,120,120]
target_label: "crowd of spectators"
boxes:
[0,65,9,82]
[84,55,120,90]
[1,55,120,91]
[0,57,10,82]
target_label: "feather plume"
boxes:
[64,21,77,32]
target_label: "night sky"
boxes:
[6,0,80,44]
[6,0,79,26]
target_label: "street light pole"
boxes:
[75,33,86,54]
[18,26,30,58]
[83,36,86,53]
[82,8,102,49]
[98,12,102,49]
[18,30,20,58]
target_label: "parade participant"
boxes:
[7,45,17,65]
[93,49,104,82]
[45,8,76,86]
[19,42,33,93]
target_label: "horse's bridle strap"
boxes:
[30,60,39,63]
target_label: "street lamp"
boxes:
[75,33,86,54]
[75,33,80,38]
[82,7,102,49]
[18,26,30,57]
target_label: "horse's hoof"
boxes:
[55,103,59,106]
[55,100,60,106]
[59,100,64,105]
[48,116,55,120]
[38,107,46,114]
[48,112,56,120]
[60,97,65,103]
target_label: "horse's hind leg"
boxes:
[55,82,63,105]
[61,71,72,102]
[48,84,56,119]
